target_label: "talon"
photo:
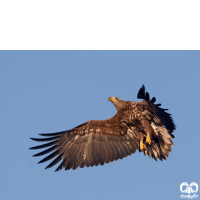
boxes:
[146,134,151,145]
[140,140,147,151]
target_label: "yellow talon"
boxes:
[140,140,147,151]
[146,134,151,145]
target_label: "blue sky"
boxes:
[1,51,200,200]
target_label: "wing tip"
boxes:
[137,85,156,102]
[137,85,146,99]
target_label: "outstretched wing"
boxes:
[137,85,176,160]
[30,114,139,171]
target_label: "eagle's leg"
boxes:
[140,139,147,151]
[140,119,152,146]
[146,133,151,145]
[130,127,147,151]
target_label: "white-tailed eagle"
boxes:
[30,85,176,171]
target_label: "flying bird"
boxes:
[30,85,176,171]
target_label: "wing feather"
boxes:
[104,137,114,163]
[33,145,57,157]
[29,141,56,150]
[98,140,105,166]
[38,150,59,164]
[78,142,86,168]
[45,155,63,169]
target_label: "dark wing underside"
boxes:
[30,115,139,171]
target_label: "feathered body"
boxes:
[30,85,176,171]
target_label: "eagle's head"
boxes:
[108,97,127,112]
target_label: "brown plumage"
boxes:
[30,85,176,171]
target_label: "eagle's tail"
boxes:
[143,122,174,161]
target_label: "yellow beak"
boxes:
[108,97,116,102]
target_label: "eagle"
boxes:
[30,85,176,171]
